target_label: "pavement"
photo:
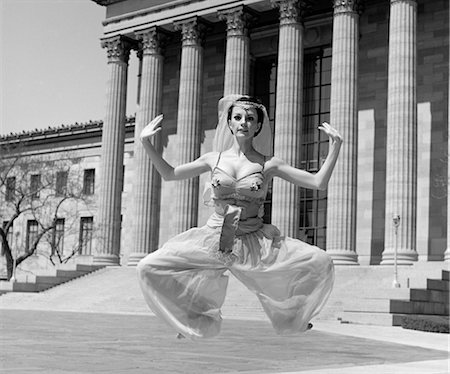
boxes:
[0,307,448,374]
[0,266,449,373]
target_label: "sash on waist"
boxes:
[207,205,263,254]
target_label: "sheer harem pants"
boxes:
[137,226,334,339]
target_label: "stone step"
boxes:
[338,311,405,326]
[12,282,39,292]
[344,299,391,313]
[0,265,106,295]
[345,295,449,315]
[75,264,104,272]
[410,288,449,303]
[35,276,71,285]
[390,299,448,316]
[55,270,88,278]
[0,282,13,292]
[441,270,450,282]
[442,270,449,281]
[427,279,449,291]
[339,288,410,299]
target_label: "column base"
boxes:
[328,251,359,265]
[127,253,148,266]
[92,255,120,266]
[380,250,418,265]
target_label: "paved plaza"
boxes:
[0,308,448,374]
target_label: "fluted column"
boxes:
[270,0,305,238]
[218,6,253,96]
[128,28,165,265]
[382,0,418,264]
[173,18,204,233]
[95,36,133,265]
[326,1,361,264]
[445,30,450,262]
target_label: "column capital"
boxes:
[135,27,166,56]
[174,17,208,47]
[217,6,257,37]
[333,0,363,15]
[101,36,135,64]
[271,0,310,25]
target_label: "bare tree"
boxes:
[0,143,94,280]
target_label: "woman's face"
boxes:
[228,106,261,139]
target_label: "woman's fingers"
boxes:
[318,122,343,142]
[140,114,164,140]
[149,114,164,129]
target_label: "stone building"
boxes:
[0,0,448,275]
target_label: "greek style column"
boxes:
[94,36,133,265]
[382,0,418,264]
[218,6,254,96]
[128,28,165,265]
[446,132,450,262]
[326,0,361,264]
[445,39,450,262]
[270,0,305,238]
[173,18,205,233]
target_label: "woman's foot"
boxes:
[307,323,313,330]
[176,333,186,339]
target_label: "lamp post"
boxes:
[392,215,401,288]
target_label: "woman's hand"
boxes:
[140,114,163,143]
[318,122,343,145]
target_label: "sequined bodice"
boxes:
[210,155,267,220]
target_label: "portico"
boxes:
[90,0,448,267]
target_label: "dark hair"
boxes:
[227,96,265,136]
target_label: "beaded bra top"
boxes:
[210,153,267,204]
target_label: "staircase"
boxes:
[339,269,449,333]
[0,264,105,294]
[0,262,448,332]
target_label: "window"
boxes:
[26,220,39,254]
[6,177,15,201]
[79,217,93,255]
[52,218,65,255]
[299,46,332,249]
[30,174,41,199]
[1,221,12,256]
[83,169,95,195]
[55,171,68,196]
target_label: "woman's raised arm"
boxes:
[269,122,343,190]
[140,115,211,181]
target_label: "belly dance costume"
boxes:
[137,153,334,339]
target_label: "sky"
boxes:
[1,0,139,136]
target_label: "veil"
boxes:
[212,94,273,156]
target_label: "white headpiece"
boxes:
[212,94,273,156]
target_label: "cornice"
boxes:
[0,117,136,144]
